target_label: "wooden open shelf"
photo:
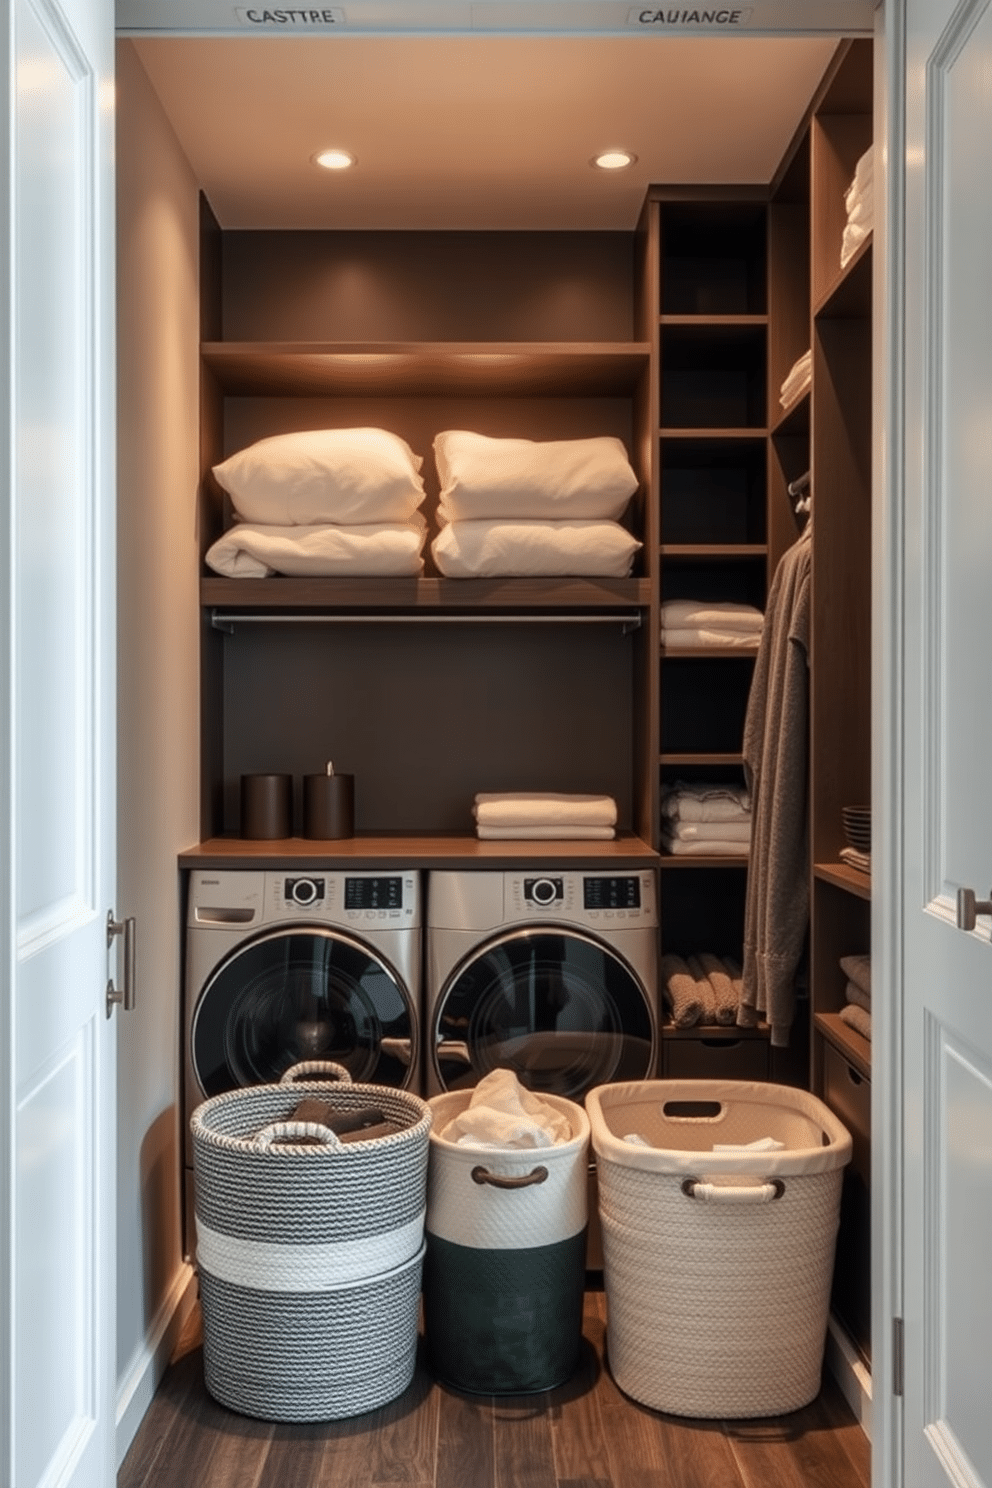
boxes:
[179,834,660,871]
[202,575,653,612]
[815,861,871,899]
[660,752,744,766]
[658,852,749,868]
[659,544,767,561]
[202,341,651,398]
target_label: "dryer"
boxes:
[183,868,421,1252]
[426,869,658,1100]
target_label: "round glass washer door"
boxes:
[432,927,655,1100]
[192,926,417,1098]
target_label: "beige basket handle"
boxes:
[681,1177,785,1204]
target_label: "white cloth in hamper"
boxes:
[474,793,617,828]
[432,519,640,578]
[439,1069,572,1150]
[205,516,427,578]
[433,429,638,524]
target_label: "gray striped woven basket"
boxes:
[191,1079,431,1421]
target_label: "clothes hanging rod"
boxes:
[211,609,642,634]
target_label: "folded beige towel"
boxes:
[660,600,764,632]
[666,819,751,844]
[660,782,751,823]
[473,792,618,828]
[661,953,707,1028]
[476,824,615,840]
[840,952,871,998]
[662,833,749,857]
[845,979,871,1013]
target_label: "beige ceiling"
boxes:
[131,34,840,231]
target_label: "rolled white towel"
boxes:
[474,792,617,828]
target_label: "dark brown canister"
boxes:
[303,772,355,839]
[240,773,292,839]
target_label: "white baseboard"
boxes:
[115,1262,198,1470]
[825,1311,873,1440]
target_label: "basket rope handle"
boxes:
[471,1165,549,1190]
[279,1060,352,1085]
[681,1177,785,1204]
[253,1121,344,1151]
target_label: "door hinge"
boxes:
[893,1316,904,1397]
[106,912,137,1018]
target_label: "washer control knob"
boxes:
[287,877,322,906]
[529,877,560,906]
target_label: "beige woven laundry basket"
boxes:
[586,1079,852,1418]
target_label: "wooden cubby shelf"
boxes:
[814,235,872,320]
[660,752,744,766]
[201,341,652,398]
[814,1011,872,1080]
[658,853,749,869]
[814,861,871,900]
[201,575,653,612]
[660,544,767,560]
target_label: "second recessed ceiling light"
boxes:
[592,150,637,170]
[314,148,356,170]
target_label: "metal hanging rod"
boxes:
[211,609,642,634]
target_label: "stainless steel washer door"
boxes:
[191,926,417,1097]
[432,927,654,1099]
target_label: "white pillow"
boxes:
[433,430,638,524]
[212,428,426,525]
[205,515,427,578]
[431,520,641,579]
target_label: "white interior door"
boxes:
[2,0,116,1482]
[899,0,992,1483]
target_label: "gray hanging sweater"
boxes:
[738,527,811,1046]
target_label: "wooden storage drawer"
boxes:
[822,1041,871,1360]
[662,1030,769,1082]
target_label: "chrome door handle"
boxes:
[106,912,136,1016]
[955,888,992,932]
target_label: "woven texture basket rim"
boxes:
[191,1080,432,1158]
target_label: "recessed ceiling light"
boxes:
[313,148,356,171]
[592,150,637,171]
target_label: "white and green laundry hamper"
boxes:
[586,1079,852,1418]
[423,1087,590,1394]
[190,1071,431,1422]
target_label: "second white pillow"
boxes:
[433,430,638,524]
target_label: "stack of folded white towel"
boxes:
[206,427,429,577]
[661,951,743,1027]
[430,431,642,578]
[661,781,751,856]
[841,146,874,269]
[472,792,618,840]
[780,349,812,410]
[839,952,871,1041]
[660,599,763,650]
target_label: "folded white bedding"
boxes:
[660,600,764,632]
[662,833,749,857]
[474,792,618,827]
[666,819,751,843]
[476,825,616,840]
[661,782,751,823]
[212,427,426,525]
[205,516,427,578]
[433,430,638,524]
[432,519,640,579]
[661,627,761,649]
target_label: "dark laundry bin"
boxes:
[423,1088,589,1395]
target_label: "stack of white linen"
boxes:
[841,146,874,269]
[430,431,641,578]
[660,600,763,650]
[779,349,812,409]
[473,792,618,840]
[838,952,871,1041]
[206,427,428,577]
[661,780,751,856]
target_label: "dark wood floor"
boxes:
[120,1289,871,1488]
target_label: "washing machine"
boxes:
[426,869,658,1100]
[183,868,421,1254]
